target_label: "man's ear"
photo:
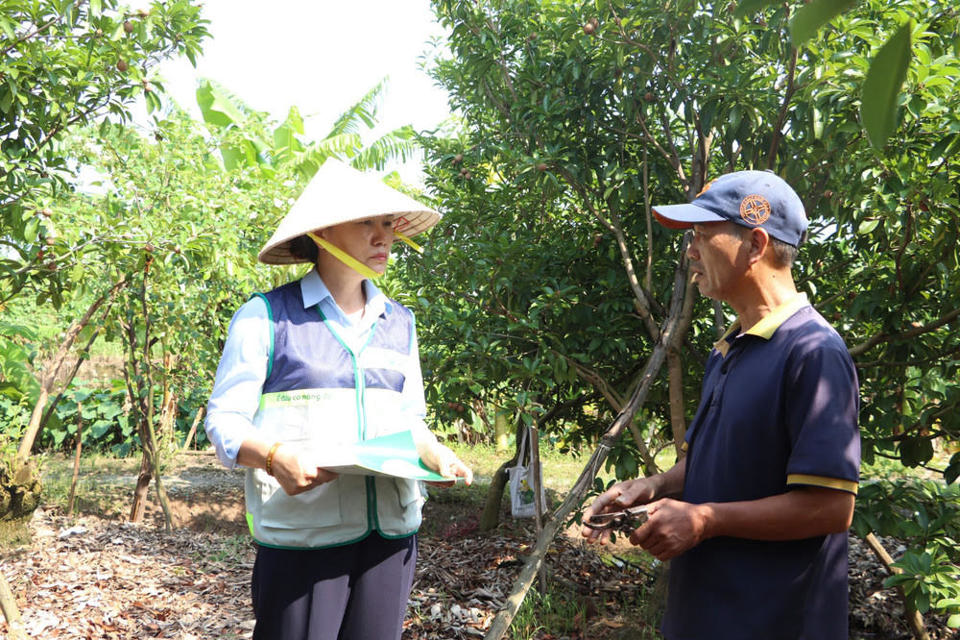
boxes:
[747,227,770,265]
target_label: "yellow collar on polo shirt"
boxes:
[714,293,809,357]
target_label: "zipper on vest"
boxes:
[315,306,382,531]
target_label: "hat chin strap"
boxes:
[306,232,381,280]
[393,230,423,254]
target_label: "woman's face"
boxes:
[319,215,396,274]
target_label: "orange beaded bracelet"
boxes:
[264,442,282,477]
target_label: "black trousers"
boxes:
[251,532,418,640]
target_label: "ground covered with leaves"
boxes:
[0,455,950,639]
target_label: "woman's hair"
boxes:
[288,234,319,262]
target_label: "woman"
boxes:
[205,159,472,640]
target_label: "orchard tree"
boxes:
[65,114,287,528]
[0,0,208,526]
[407,0,959,629]
[1,0,209,302]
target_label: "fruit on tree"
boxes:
[123,20,134,33]
[116,59,128,72]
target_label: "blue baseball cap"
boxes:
[652,170,808,247]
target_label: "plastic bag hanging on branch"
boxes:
[508,425,545,518]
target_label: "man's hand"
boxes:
[270,445,339,496]
[630,498,711,561]
[581,478,657,544]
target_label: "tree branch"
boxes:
[849,308,960,357]
[765,48,798,170]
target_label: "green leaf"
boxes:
[0,16,16,40]
[789,0,857,45]
[862,22,913,150]
[734,0,779,20]
[89,0,102,18]
[196,80,247,128]
[24,217,39,242]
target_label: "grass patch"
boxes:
[0,517,33,547]
[510,585,587,639]
[39,452,144,519]
[202,533,255,565]
[445,441,620,493]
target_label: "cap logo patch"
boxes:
[739,194,771,225]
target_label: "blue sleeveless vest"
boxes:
[244,280,423,549]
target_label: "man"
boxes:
[582,170,860,640]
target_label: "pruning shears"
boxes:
[583,505,649,533]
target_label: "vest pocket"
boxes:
[396,478,421,509]
[377,477,422,535]
[258,477,344,529]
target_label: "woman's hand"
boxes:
[419,441,473,486]
[270,445,339,496]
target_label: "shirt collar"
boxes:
[299,268,393,317]
[714,293,809,357]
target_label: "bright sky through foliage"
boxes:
[151,0,453,182]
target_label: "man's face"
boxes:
[687,221,749,301]
[319,214,396,274]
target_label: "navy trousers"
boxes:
[251,532,418,640]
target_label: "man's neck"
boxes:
[730,269,799,332]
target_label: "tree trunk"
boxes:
[181,406,205,451]
[16,278,126,463]
[667,260,697,454]
[123,267,174,531]
[494,406,510,452]
[158,352,179,448]
[129,448,152,524]
[666,350,686,450]
[0,460,41,524]
[479,416,525,532]
[479,463,512,532]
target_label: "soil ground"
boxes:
[0,453,951,639]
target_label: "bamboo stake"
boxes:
[0,570,26,640]
[529,424,546,593]
[863,533,930,640]
[67,402,83,514]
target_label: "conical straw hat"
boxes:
[258,159,441,265]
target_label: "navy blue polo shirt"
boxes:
[662,295,860,640]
